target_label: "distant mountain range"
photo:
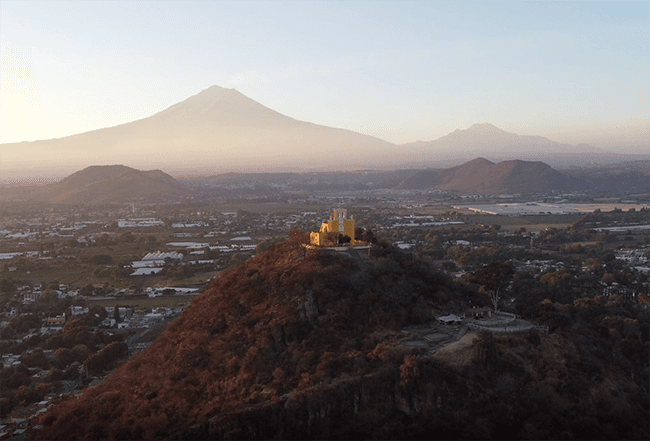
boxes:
[1,85,647,179]
[0,165,188,204]
[2,158,649,205]
[397,123,634,168]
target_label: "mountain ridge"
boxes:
[0,85,398,175]
[2,85,642,178]
[401,123,603,153]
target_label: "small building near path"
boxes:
[437,314,463,325]
[468,306,492,319]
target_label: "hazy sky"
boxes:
[1,0,648,148]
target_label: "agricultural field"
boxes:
[86,295,196,309]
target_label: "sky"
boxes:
[1,0,648,149]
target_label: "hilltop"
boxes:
[0,86,396,176]
[0,165,189,204]
[34,234,648,440]
[397,158,589,194]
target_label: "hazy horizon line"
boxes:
[1,85,648,149]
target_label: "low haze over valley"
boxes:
[1,86,648,181]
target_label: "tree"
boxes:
[88,305,107,322]
[638,292,650,306]
[288,229,310,244]
[120,232,135,243]
[80,284,94,297]
[61,319,82,340]
[71,344,90,364]
[425,233,439,245]
[399,355,420,387]
[0,278,13,293]
[21,347,50,369]
[469,261,514,292]
[583,258,602,273]
[540,270,570,288]
[324,231,339,246]
[53,348,74,369]
[601,273,615,285]
[83,341,128,375]
[96,234,111,246]
[90,254,113,265]
[491,287,501,312]
[363,229,377,244]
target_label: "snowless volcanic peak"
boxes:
[466,123,510,133]
[153,85,291,126]
[0,86,397,175]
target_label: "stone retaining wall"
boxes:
[471,316,517,327]
[467,322,549,334]
[494,311,521,319]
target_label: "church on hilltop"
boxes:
[310,208,355,246]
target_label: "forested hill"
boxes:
[35,234,648,440]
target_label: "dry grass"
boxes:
[433,331,478,366]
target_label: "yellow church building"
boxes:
[310,208,355,246]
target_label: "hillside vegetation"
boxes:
[34,233,648,439]
[0,165,189,204]
[397,158,588,194]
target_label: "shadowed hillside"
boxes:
[561,160,650,193]
[34,234,648,440]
